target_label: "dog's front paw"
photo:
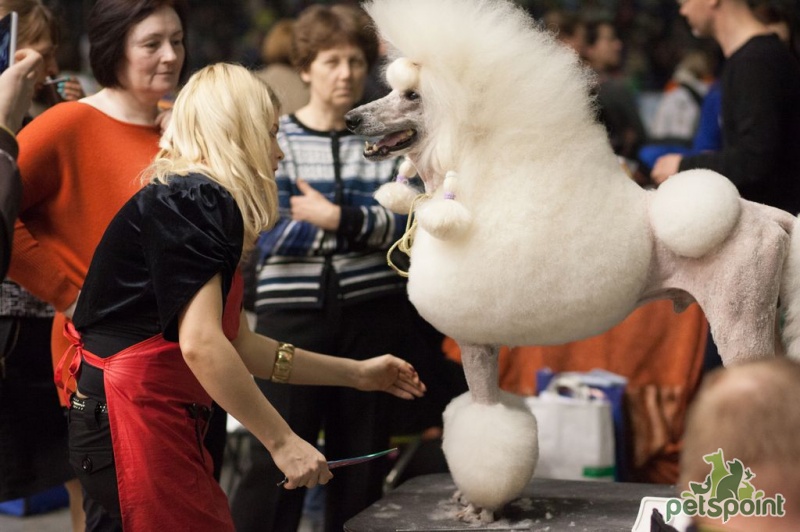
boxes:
[451,489,469,506]
[454,502,495,523]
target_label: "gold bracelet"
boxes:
[270,342,295,383]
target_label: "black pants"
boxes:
[230,283,439,532]
[67,397,123,532]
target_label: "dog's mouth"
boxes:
[364,129,418,160]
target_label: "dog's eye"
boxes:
[404,90,420,101]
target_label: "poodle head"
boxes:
[345,57,425,163]
[347,0,598,195]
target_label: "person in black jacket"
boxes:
[651,0,800,215]
[0,49,42,278]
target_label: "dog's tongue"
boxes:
[377,130,412,148]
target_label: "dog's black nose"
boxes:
[345,113,362,131]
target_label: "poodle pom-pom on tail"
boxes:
[650,169,741,258]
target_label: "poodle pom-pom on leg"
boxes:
[374,158,420,213]
[441,343,539,522]
[442,391,539,522]
[416,171,472,240]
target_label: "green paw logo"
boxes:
[667,449,785,523]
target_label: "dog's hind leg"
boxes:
[700,211,789,365]
[441,342,539,522]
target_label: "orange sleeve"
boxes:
[16,107,64,210]
[8,105,81,309]
[9,220,79,310]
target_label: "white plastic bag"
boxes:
[525,375,616,481]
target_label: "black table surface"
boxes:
[344,473,677,532]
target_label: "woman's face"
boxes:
[118,6,184,101]
[23,34,58,90]
[301,43,368,114]
[269,118,285,173]
[585,24,622,71]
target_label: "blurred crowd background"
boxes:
[45,0,800,95]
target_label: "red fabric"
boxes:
[61,272,243,531]
[54,324,83,405]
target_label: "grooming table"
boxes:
[344,473,676,532]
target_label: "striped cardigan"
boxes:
[254,115,409,309]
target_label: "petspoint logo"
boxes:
[666,448,786,523]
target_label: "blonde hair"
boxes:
[146,63,279,253]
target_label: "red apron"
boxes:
[60,272,243,532]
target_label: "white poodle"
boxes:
[346,0,800,522]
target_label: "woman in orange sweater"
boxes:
[10,0,185,353]
[6,0,187,528]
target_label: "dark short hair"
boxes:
[88,0,189,89]
[291,4,379,72]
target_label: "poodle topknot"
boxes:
[386,58,420,92]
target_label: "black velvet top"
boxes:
[73,173,243,399]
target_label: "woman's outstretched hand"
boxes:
[356,355,426,399]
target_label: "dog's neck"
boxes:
[407,156,436,194]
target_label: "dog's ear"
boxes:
[375,181,418,214]
[416,171,472,240]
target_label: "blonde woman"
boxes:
[65,63,425,532]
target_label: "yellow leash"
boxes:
[386,193,429,277]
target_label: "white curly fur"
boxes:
[366,0,652,347]
[374,181,418,214]
[415,198,472,240]
[366,0,600,192]
[650,169,742,258]
[442,391,539,514]
[356,0,800,519]
[386,58,420,91]
[415,173,472,240]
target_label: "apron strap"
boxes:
[56,321,84,405]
